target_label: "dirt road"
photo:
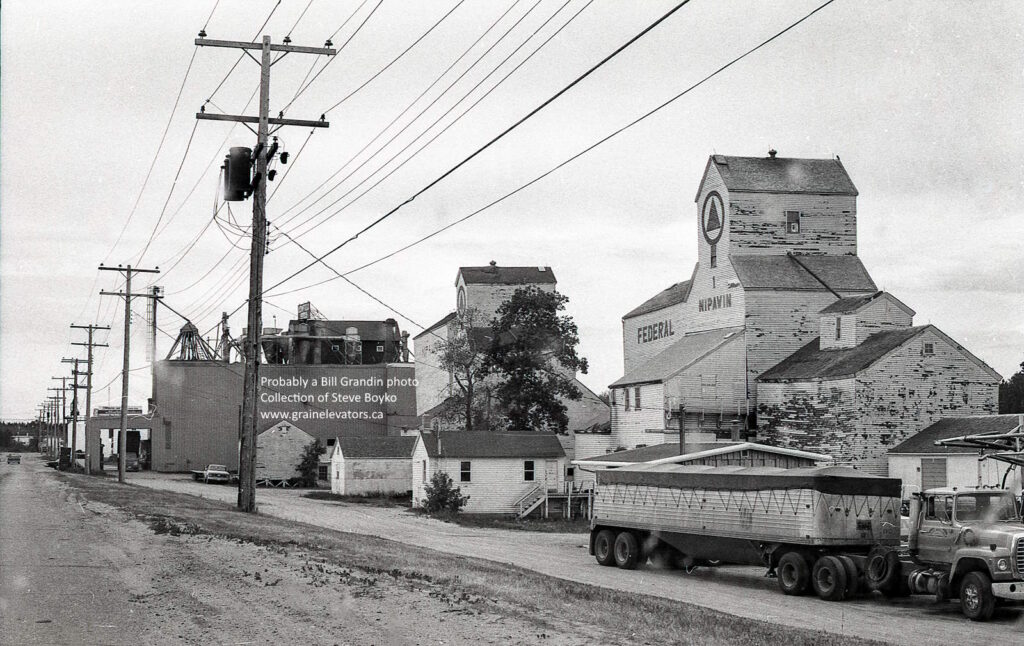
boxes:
[0,458,621,645]
[129,472,1024,645]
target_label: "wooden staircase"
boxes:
[515,485,547,519]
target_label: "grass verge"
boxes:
[61,471,880,646]
[411,507,590,533]
[301,490,411,507]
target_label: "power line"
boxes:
[275,0,837,295]
[272,0,523,230]
[265,0,694,295]
[282,0,589,243]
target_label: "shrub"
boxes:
[422,471,470,514]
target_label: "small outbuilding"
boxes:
[412,431,566,515]
[887,415,1024,496]
[255,420,316,485]
[329,436,417,496]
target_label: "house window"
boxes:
[634,387,641,410]
[624,388,630,411]
[524,460,535,481]
[421,461,426,483]
[317,464,329,481]
[835,317,842,340]
[923,342,935,356]
[710,244,717,269]
[460,461,471,482]
[786,210,801,234]
[335,467,340,480]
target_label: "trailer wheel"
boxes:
[812,556,848,601]
[594,529,616,567]
[613,531,640,570]
[836,555,859,598]
[959,571,996,621]
[865,546,900,595]
[777,552,811,595]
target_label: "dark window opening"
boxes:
[524,460,535,481]
[460,461,471,482]
[786,210,801,234]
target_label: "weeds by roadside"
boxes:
[411,507,590,533]
[301,491,411,507]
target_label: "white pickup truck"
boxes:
[191,464,231,484]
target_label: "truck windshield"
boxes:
[954,493,1019,522]
[209,465,227,471]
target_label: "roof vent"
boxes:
[538,266,546,272]
[768,149,777,159]
[489,260,497,267]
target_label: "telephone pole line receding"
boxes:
[72,324,110,475]
[195,33,334,513]
[99,264,159,483]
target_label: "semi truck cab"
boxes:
[908,487,1024,619]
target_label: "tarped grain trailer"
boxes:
[590,463,1024,620]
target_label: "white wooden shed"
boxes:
[412,431,566,515]
[255,420,316,485]
[329,436,417,496]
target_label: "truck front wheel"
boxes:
[777,552,811,595]
[959,571,996,621]
[594,529,616,566]
[812,555,848,601]
[613,531,640,570]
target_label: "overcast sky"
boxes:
[2,0,1022,420]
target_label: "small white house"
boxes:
[255,420,316,485]
[888,415,1024,497]
[412,431,566,514]
[329,436,417,496]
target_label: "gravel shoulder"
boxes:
[126,471,1024,646]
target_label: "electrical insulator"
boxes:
[224,146,253,201]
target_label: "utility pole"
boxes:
[72,324,109,475]
[146,286,163,404]
[50,378,69,460]
[46,395,61,458]
[36,404,45,453]
[195,33,334,512]
[62,357,84,470]
[99,265,159,483]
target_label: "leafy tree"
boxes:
[297,439,324,487]
[484,286,589,432]
[422,470,469,513]
[433,308,492,431]
[999,362,1024,414]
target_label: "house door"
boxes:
[545,460,559,491]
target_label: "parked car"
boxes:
[125,453,140,472]
[199,464,230,484]
[7,454,21,464]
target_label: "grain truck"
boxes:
[589,463,1024,620]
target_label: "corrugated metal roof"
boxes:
[758,326,927,381]
[335,436,417,459]
[419,431,565,458]
[889,416,1024,454]
[458,265,557,285]
[623,280,692,319]
[609,327,744,388]
[731,254,877,292]
[578,442,736,463]
[704,155,858,196]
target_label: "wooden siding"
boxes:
[610,382,665,450]
[855,297,914,345]
[462,281,556,329]
[255,422,314,482]
[411,444,567,514]
[331,453,411,496]
[757,329,999,476]
[729,193,858,256]
[888,454,1022,494]
[622,300,688,374]
[744,290,865,401]
[818,314,856,350]
[849,329,998,474]
[414,331,451,416]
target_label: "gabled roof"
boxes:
[695,155,858,201]
[610,327,744,388]
[457,265,556,286]
[758,326,928,381]
[731,254,877,292]
[417,431,565,459]
[413,312,456,340]
[333,436,417,459]
[624,280,692,319]
[889,416,1024,455]
[820,291,915,317]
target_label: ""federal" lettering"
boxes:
[637,320,675,344]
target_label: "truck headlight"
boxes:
[996,558,1009,572]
